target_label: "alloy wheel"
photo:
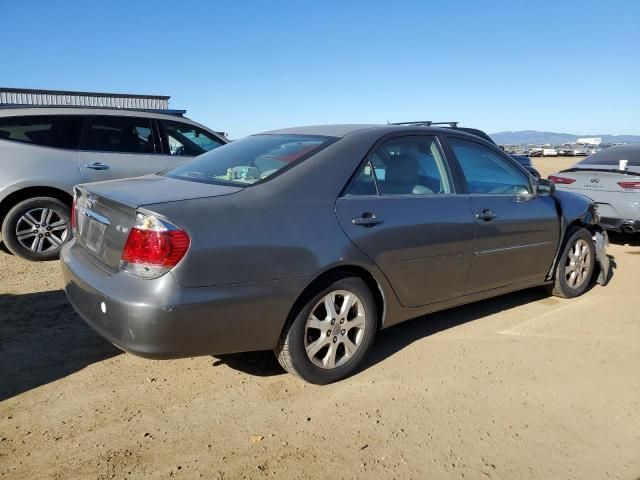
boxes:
[304,290,367,369]
[15,208,69,253]
[565,238,591,289]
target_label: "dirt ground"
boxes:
[1,157,639,479]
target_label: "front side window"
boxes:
[81,116,154,154]
[346,136,453,196]
[0,115,83,149]
[160,121,224,156]
[164,134,333,186]
[449,138,531,195]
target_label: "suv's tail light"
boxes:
[548,175,576,184]
[618,181,640,190]
[120,212,190,279]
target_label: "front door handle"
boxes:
[352,213,384,227]
[476,209,497,221]
[85,162,110,170]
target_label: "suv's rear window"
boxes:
[163,134,334,186]
[0,115,83,149]
[579,146,640,167]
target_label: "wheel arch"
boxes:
[0,186,73,227]
[281,264,387,340]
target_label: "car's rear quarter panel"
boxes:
[0,139,79,201]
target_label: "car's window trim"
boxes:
[78,114,158,156]
[442,134,534,196]
[341,133,458,198]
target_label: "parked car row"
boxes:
[526,146,591,157]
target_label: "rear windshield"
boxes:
[163,134,334,186]
[579,146,640,166]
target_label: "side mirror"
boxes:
[536,178,556,195]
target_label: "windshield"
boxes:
[579,145,640,167]
[163,134,334,186]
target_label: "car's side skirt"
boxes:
[382,276,550,329]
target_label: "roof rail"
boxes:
[389,121,459,128]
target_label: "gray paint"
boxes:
[61,125,606,359]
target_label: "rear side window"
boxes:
[345,136,453,196]
[0,115,83,149]
[448,138,531,194]
[81,116,155,154]
[164,134,333,186]
[159,121,224,156]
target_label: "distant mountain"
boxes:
[490,130,640,145]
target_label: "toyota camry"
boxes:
[61,124,609,384]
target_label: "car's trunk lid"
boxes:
[74,175,242,271]
[554,166,640,193]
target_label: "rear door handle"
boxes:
[85,162,110,170]
[352,213,384,227]
[476,209,497,221]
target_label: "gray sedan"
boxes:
[61,125,609,384]
[549,144,640,233]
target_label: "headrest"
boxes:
[385,154,419,185]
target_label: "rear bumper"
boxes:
[60,241,307,359]
[599,217,640,233]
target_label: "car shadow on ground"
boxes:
[211,287,563,380]
[363,288,552,372]
[608,232,640,248]
[0,239,11,255]
[0,290,120,401]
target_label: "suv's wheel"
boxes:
[275,276,377,384]
[549,226,596,298]
[1,197,72,261]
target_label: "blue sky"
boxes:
[1,0,638,138]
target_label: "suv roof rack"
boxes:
[389,121,459,128]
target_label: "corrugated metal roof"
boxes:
[0,87,170,110]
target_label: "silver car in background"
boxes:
[0,107,226,260]
[549,144,640,233]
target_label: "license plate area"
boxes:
[78,208,109,254]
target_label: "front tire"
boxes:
[1,197,72,261]
[549,226,596,298]
[275,276,377,384]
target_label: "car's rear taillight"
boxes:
[548,175,576,184]
[120,212,190,279]
[618,181,640,190]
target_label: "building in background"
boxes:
[577,137,602,145]
[0,87,176,111]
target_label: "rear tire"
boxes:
[275,276,377,384]
[1,197,72,261]
[549,226,596,298]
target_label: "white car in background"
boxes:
[542,147,558,157]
